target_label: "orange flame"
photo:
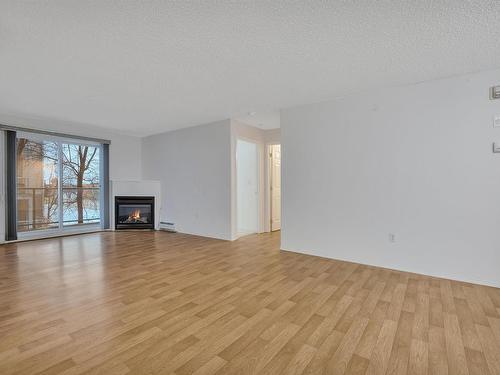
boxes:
[129,209,141,221]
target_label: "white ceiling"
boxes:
[1,1,500,137]
[235,110,281,130]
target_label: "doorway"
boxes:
[269,144,281,231]
[236,139,259,236]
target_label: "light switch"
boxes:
[493,143,500,153]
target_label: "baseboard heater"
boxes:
[159,222,176,232]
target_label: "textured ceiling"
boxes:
[1,1,500,136]
[235,110,280,130]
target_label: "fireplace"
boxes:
[114,196,155,230]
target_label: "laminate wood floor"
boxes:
[1,231,500,374]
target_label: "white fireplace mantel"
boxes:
[110,180,161,230]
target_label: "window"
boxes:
[16,138,59,232]
[16,133,102,236]
[62,143,100,226]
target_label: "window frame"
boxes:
[16,131,104,240]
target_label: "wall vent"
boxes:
[159,221,176,232]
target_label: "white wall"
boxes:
[142,120,232,240]
[282,68,500,288]
[236,139,259,235]
[106,135,142,181]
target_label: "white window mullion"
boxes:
[99,145,105,230]
[57,141,64,231]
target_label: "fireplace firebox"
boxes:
[115,196,155,230]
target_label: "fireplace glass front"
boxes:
[115,196,154,229]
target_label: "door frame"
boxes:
[0,131,4,243]
[266,142,281,232]
[235,137,261,238]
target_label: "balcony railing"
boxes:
[17,187,100,231]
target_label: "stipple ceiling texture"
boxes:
[1,1,500,136]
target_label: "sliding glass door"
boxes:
[16,133,102,237]
[16,138,59,232]
[61,143,101,227]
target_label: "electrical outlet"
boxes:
[494,116,500,128]
[388,233,396,243]
[491,86,500,99]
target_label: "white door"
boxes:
[237,139,259,236]
[270,144,281,231]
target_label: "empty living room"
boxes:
[2,1,500,374]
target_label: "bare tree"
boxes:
[17,139,100,227]
[62,145,99,224]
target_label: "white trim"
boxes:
[265,142,283,232]
[8,227,103,243]
[265,142,280,233]
[17,223,102,241]
[57,139,64,230]
[99,145,105,230]
[17,131,101,146]
[0,124,110,144]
